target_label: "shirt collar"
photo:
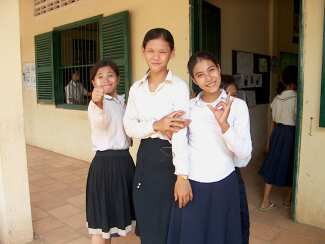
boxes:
[138,70,174,87]
[279,90,296,99]
[104,94,123,103]
[193,89,228,107]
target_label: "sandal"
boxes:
[258,202,276,212]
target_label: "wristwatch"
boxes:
[178,175,189,180]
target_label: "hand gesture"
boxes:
[208,95,233,133]
[92,80,104,108]
[153,111,191,138]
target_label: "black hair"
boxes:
[282,65,298,86]
[221,74,238,90]
[142,28,174,50]
[276,80,286,94]
[187,51,219,78]
[90,58,119,81]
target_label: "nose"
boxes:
[205,72,212,82]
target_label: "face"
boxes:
[226,84,237,97]
[72,73,80,81]
[92,66,119,95]
[192,59,221,94]
[142,38,174,73]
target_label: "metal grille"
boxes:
[34,0,80,16]
[59,22,99,105]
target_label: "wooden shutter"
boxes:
[100,11,131,95]
[35,32,54,103]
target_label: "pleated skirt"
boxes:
[259,124,296,187]
[86,149,135,239]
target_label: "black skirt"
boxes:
[259,123,296,187]
[133,138,176,244]
[86,149,135,239]
[167,171,242,244]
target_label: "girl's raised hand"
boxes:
[92,80,104,109]
[208,95,233,133]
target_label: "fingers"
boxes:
[91,87,104,103]
[167,110,185,118]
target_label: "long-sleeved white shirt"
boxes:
[88,94,130,151]
[188,90,252,183]
[123,71,190,175]
[65,80,88,104]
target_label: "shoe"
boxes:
[258,202,276,212]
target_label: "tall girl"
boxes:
[86,59,135,244]
[123,28,192,244]
[168,51,252,244]
[259,65,298,210]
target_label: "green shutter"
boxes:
[100,11,131,95]
[190,0,202,54]
[35,32,54,103]
[320,16,325,127]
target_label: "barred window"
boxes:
[59,22,99,105]
[35,12,131,110]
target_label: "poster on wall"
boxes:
[23,63,36,89]
[236,51,254,74]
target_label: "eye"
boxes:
[208,67,217,72]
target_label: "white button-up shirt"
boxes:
[271,90,297,126]
[88,94,130,151]
[65,80,88,104]
[188,90,252,183]
[123,71,190,175]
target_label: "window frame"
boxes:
[53,15,102,110]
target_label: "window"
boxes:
[35,11,131,109]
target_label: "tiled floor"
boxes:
[26,145,325,244]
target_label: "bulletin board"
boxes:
[232,50,271,105]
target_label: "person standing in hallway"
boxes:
[259,65,298,211]
[222,76,251,244]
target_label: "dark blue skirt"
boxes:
[259,123,296,187]
[133,138,176,244]
[167,171,242,244]
[235,168,250,244]
[86,149,135,239]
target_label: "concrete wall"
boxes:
[0,1,33,243]
[20,0,190,161]
[295,0,325,229]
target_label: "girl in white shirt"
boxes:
[259,65,297,210]
[86,59,135,244]
[123,28,192,244]
[168,51,252,244]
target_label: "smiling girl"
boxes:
[86,59,135,244]
[123,28,191,244]
[168,51,252,244]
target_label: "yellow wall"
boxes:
[20,0,190,161]
[0,1,33,243]
[295,0,325,229]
